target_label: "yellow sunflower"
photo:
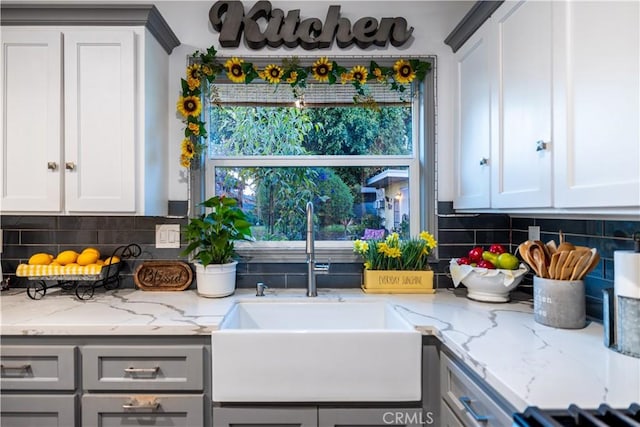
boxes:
[351,65,368,84]
[186,63,201,79]
[181,138,195,159]
[187,122,200,136]
[263,64,283,84]
[340,72,353,84]
[180,154,191,168]
[177,96,202,117]
[373,67,386,83]
[311,57,332,82]
[224,57,246,83]
[286,71,298,84]
[201,65,213,76]
[187,77,201,91]
[393,59,416,84]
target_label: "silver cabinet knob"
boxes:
[536,140,549,151]
[65,162,76,171]
[47,162,58,171]
[479,158,489,166]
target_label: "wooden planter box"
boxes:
[362,270,435,294]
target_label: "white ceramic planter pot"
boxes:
[194,261,238,298]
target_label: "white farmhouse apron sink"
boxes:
[211,301,421,402]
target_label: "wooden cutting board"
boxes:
[134,261,193,291]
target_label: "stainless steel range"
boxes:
[513,403,640,426]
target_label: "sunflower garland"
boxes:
[177,45,431,168]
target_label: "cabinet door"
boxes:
[453,25,492,209]
[553,1,640,207]
[490,1,553,208]
[213,406,317,427]
[319,407,430,427]
[1,395,76,427]
[82,394,203,427]
[1,29,62,212]
[63,30,136,213]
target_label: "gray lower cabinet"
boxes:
[213,406,429,427]
[82,345,204,391]
[213,406,317,427]
[82,394,204,426]
[318,407,433,427]
[0,345,77,426]
[440,352,514,427]
[0,395,76,427]
[0,337,211,427]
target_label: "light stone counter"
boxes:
[1,287,638,411]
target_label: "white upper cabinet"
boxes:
[0,5,179,215]
[552,1,640,208]
[453,24,492,209]
[1,30,62,212]
[63,31,136,213]
[490,0,553,208]
[453,0,639,213]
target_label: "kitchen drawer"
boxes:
[82,345,204,391]
[441,353,512,427]
[0,345,76,390]
[441,399,465,427]
[81,394,204,427]
[0,394,76,427]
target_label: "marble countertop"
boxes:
[1,287,638,411]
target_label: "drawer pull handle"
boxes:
[0,364,31,371]
[459,396,489,422]
[122,397,160,410]
[124,366,159,374]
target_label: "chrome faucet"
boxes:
[306,202,330,297]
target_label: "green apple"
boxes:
[496,253,520,270]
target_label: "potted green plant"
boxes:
[182,195,252,297]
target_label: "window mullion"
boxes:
[210,155,414,168]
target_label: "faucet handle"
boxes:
[256,282,268,296]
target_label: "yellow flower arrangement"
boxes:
[353,231,437,271]
[176,45,431,168]
[350,65,368,85]
[393,59,416,84]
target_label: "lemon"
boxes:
[95,259,105,266]
[55,250,79,266]
[103,256,120,265]
[82,247,101,258]
[77,251,99,266]
[64,263,80,268]
[49,261,61,267]
[28,253,53,265]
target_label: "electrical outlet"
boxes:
[528,226,540,241]
[156,224,181,249]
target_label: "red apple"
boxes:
[489,244,506,254]
[457,257,471,265]
[477,260,496,269]
[468,246,484,262]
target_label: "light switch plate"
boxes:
[156,224,181,249]
[528,226,540,241]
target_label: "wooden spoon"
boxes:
[545,240,558,255]
[531,246,548,278]
[554,251,570,279]
[518,241,538,275]
[577,249,600,279]
[549,252,560,279]
[560,250,582,280]
[570,251,593,281]
[557,230,575,252]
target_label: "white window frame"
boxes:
[202,58,433,263]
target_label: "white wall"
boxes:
[156,0,472,202]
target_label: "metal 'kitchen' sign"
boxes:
[209,0,414,50]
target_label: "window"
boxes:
[201,57,435,261]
